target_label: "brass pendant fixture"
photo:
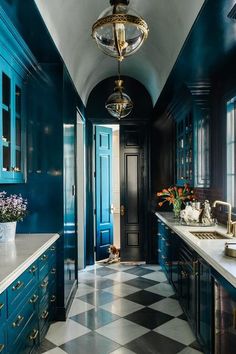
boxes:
[105,79,133,119]
[92,0,149,61]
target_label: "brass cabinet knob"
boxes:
[120,205,125,216]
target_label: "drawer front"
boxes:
[39,297,50,332]
[39,274,50,299]
[38,244,56,281]
[0,327,6,354]
[0,292,6,321]
[8,262,38,315]
[38,250,51,281]
[49,263,57,284]
[9,314,39,354]
[8,286,37,345]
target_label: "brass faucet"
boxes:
[212,200,236,237]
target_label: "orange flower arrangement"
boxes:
[157,184,195,212]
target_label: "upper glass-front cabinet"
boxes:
[0,57,25,183]
[176,108,210,188]
[176,113,193,186]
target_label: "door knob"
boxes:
[120,205,125,216]
[110,204,114,214]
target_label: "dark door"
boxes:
[95,126,113,261]
[120,125,147,261]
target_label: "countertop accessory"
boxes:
[0,191,27,242]
[213,200,236,237]
[0,221,16,242]
[157,184,195,219]
[225,242,236,257]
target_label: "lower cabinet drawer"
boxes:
[8,262,38,316]
[9,314,39,354]
[0,326,7,354]
[8,287,38,345]
[39,274,50,299]
[39,297,50,332]
[0,292,6,321]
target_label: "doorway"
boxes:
[93,124,148,263]
[94,124,120,261]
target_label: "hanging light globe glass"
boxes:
[92,0,149,61]
[105,80,133,119]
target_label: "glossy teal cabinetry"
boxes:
[0,241,57,354]
[157,220,172,279]
[196,257,212,354]
[176,113,193,186]
[0,6,37,183]
[0,291,7,353]
[175,107,210,188]
[157,217,212,354]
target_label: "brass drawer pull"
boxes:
[51,268,56,275]
[12,281,24,291]
[29,265,38,274]
[29,294,39,304]
[40,254,48,261]
[193,260,198,276]
[50,295,56,303]
[12,315,24,328]
[0,303,4,310]
[0,344,5,352]
[41,310,49,319]
[41,280,49,288]
[29,329,39,341]
[50,246,56,251]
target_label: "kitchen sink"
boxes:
[190,231,228,239]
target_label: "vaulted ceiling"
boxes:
[35,0,205,106]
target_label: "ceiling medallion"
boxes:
[92,0,149,61]
[105,79,133,119]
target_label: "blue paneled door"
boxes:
[95,126,113,261]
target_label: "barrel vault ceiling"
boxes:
[35,0,205,106]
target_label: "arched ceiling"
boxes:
[35,0,205,106]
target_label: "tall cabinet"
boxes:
[0,6,79,320]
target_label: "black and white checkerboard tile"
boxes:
[39,264,203,354]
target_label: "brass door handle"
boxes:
[110,204,114,214]
[0,344,5,352]
[41,310,49,320]
[120,205,125,216]
[29,294,39,304]
[12,281,24,291]
[29,329,39,341]
[12,315,24,328]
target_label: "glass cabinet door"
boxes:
[0,57,25,183]
[176,113,193,186]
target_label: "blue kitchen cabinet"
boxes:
[0,5,37,183]
[0,241,57,353]
[176,113,193,186]
[0,57,25,183]
[0,291,7,354]
[157,219,172,281]
[197,258,212,354]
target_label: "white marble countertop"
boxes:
[0,233,60,293]
[156,212,236,288]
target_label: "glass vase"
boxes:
[173,199,182,219]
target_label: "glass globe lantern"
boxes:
[105,80,133,119]
[92,0,149,61]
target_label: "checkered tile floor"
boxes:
[39,263,203,354]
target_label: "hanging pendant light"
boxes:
[105,79,133,119]
[92,0,149,61]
